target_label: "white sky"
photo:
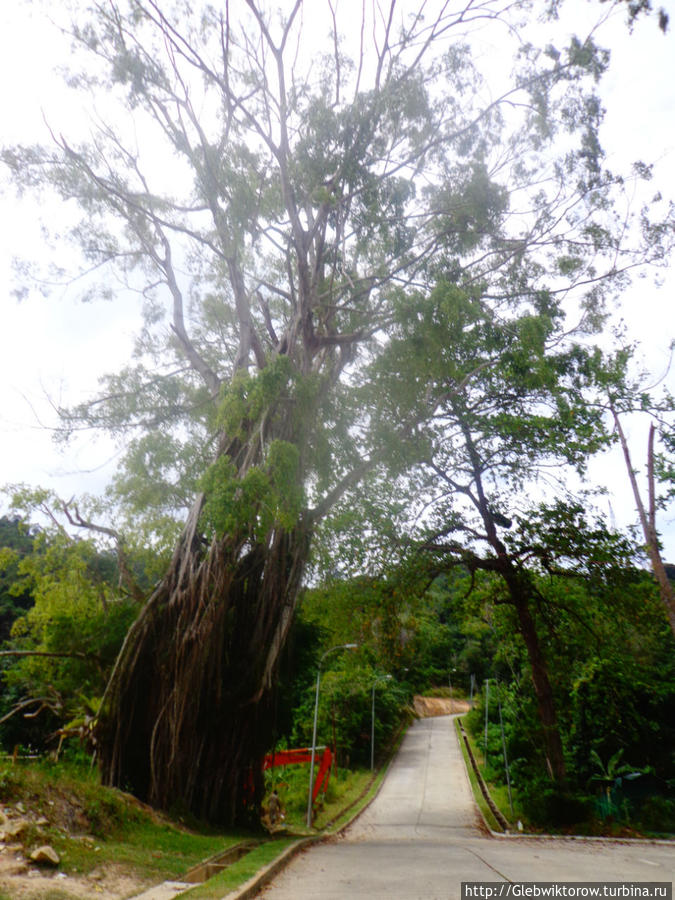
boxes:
[0,0,674,558]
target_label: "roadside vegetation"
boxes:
[0,743,397,896]
[0,4,674,891]
[2,513,673,850]
[0,754,240,892]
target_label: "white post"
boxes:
[306,643,358,828]
[484,679,490,756]
[371,674,392,771]
[306,667,322,828]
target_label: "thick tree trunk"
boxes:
[460,413,567,785]
[96,498,311,825]
[511,590,567,782]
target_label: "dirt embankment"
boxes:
[413,696,470,717]
[0,795,151,900]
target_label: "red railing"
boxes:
[264,746,333,803]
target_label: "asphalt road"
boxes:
[259,716,674,900]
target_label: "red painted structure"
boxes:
[264,746,333,804]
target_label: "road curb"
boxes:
[457,717,509,832]
[454,716,675,846]
[218,718,413,899]
[219,837,319,900]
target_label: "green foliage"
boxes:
[461,562,675,831]
[4,0,671,558]
[200,439,302,541]
[289,657,396,769]
[405,572,497,690]
[274,580,415,769]
[217,357,301,437]
[0,764,20,798]
[3,0,675,829]
[0,493,146,751]
[198,357,320,541]
[300,578,418,678]
[636,796,675,834]
[0,516,36,642]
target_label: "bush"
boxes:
[520,783,592,828]
[635,795,675,834]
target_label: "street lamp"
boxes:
[448,666,457,710]
[484,678,492,755]
[482,677,513,815]
[306,642,358,828]
[371,674,393,771]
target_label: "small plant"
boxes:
[589,749,652,823]
[590,749,633,795]
[0,764,20,799]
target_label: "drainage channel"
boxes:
[184,840,260,883]
[130,840,260,899]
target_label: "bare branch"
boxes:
[60,501,146,603]
[308,459,376,523]
[611,403,675,636]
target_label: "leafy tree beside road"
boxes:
[2,0,674,824]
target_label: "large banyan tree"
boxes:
[3,0,671,823]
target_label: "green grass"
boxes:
[264,763,375,833]
[454,719,502,832]
[421,686,467,699]
[0,756,387,897]
[54,821,245,882]
[0,726,410,897]
[0,758,248,884]
[182,838,298,898]
[488,782,515,822]
[310,769,374,830]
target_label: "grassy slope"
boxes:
[0,752,395,896]
[0,758,246,884]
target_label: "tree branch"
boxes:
[308,458,376,523]
[60,501,146,603]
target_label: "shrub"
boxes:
[635,795,675,834]
[520,783,592,828]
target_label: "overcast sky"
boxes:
[0,0,674,558]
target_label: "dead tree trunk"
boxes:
[612,408,675,638]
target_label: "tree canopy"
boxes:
[2,0,674,823]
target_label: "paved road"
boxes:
[260,716,673,900]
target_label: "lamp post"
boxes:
[484,679,491,755]
[371,674,393,771]
[496,684,514,817]
[306,643,358,828]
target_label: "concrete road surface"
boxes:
[259,716,673,900]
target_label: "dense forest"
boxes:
[1,510,674,834]
[1,0,674,830]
